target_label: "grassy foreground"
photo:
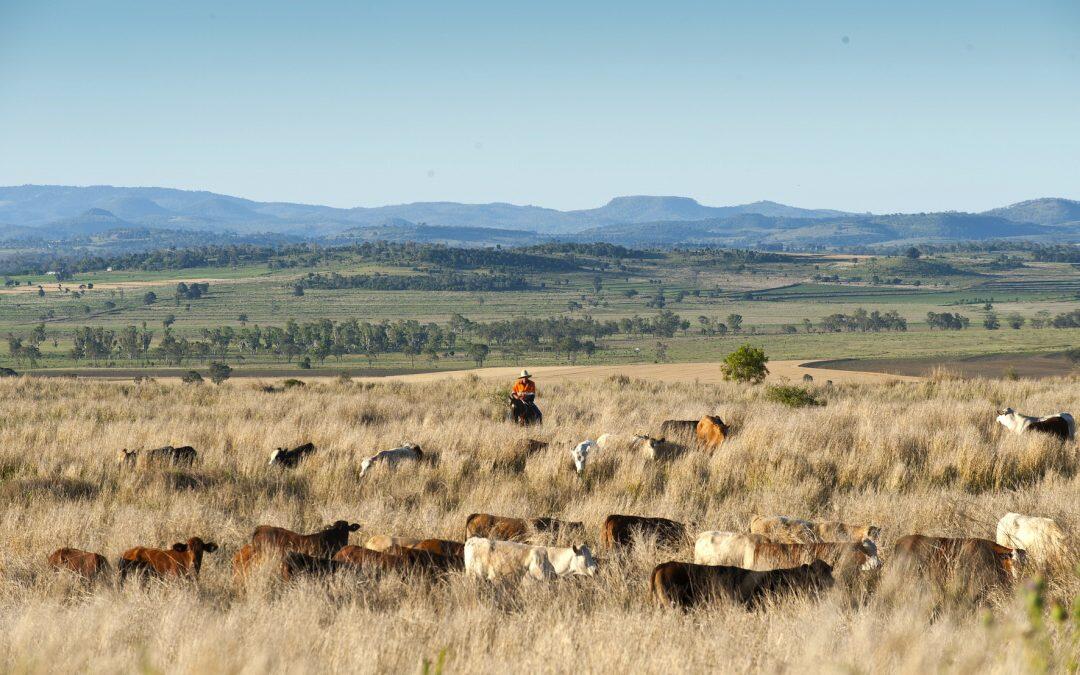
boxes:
[0,375,1077,672]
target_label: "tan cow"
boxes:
[463,537,597,582]
[364,535,423,552]
[996,513,1068,567]
[695,531,879,576]
[694,532,768,567]
[750,515,881,544]
[696,416,728,449]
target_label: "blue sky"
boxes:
[0,1,1077,212]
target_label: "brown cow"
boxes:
[601,515,688,550]
[465,513,585,542]
[696,415,729,449]
[117,445,198,467]
[118,537,218,580]
[892,535,1026,596]
[332,544,458,575]
[252,520,360,558]
[47,548,110,580]
[650,560,834,609]
[409,538,466,560]
[492,438,549,472]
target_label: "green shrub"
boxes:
[181,370,203,384]
[721,344,769,384]
[765,384,823,408]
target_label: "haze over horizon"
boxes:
[1,1,1078,213]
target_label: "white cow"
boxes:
[571,440,597,474]
[996,512,1068,566]
[359,442,423,478]
[464,537,597,582]
[996,409,1075,441]
[693,531,767,566]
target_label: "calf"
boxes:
[650,560,834,609]
[892,535,1026,589]
[269,442,316,468]
[996,409,1075,442]
[696,415,729,449]
[996,513,1068,567]
[118,536,218,580]
[464,537,597,582]
[359,443,424,478]
[47,548,110,580]
[465,513,586,543]
[601,515,688,550]
[492,438,548,473]
[252,520,360,558]
[750,515,881,544]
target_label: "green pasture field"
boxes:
[1,248,1078,373]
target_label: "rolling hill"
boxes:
[0,184,1076,248]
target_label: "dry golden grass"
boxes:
[0,374,1076,673]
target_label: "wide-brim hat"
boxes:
[519,369,531,378]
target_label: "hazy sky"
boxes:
[1,1,1078,212]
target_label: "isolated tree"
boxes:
[904,246,922,259]
[208,361,232,385]
[163,314,176,329]
[467,342,489,367]
[37,287,45,298]
[143,291,157,305]
[1007,313,1025,330]
[1066,347,1080,366]
[238,313,248,325]
[292,285,305,297]
[727,314,743,333]
[654,341,670,363]
[983,312,1000,330]
[721,344,769,384]
[592,275,603,293]
[181,370,203,385]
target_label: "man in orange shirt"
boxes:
[509,369,541,424]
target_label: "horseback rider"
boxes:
[510,369,541,423]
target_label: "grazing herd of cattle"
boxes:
[52,407,1071,610]
[46,508,1068,610]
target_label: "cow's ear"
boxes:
[204,543,218,553]
[172,543,188,552]
[572,545,581,555]
[349,523,361,532]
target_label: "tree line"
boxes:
[296,272,532,292]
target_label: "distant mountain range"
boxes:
[0,185,1077,249]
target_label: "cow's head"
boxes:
[866,526,882,541]
[858,539,882,571]
[117,448,137,464]
[331,520,362,534]
[570,544,598,577]
[571,441,592,474]
[268,448,285,465]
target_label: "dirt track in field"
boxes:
[23,360,920,385]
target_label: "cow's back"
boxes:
[694,531,762,566]
[750,515,817,543]
[48,548,109,579]
[997,513,1066,564]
